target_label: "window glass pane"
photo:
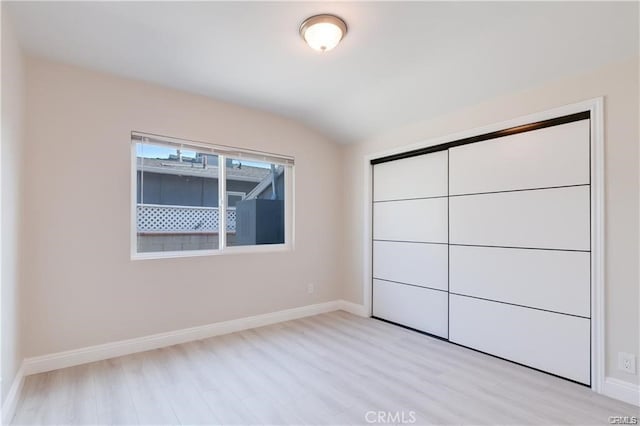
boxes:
[226,158,285,247]
[136,142,220,253]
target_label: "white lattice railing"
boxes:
[137,204,236,233]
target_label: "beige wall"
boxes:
[21,57,343,358]
[341,57,640,385]
[1,7,26,402]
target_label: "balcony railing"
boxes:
[137,204,236,233]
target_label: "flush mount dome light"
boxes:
[299,14,347,52]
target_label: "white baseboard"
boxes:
[338,300,368,317]
[23,300,345,376]
[602,377,640,407]
[1,363,25,425]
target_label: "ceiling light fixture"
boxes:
[299,14,347,52]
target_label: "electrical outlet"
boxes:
[618,352,636,374]
[307,283,315,294]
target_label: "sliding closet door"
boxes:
[448,119,591,385]
[372,151,448,338]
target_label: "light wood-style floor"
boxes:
[12,311,639,425]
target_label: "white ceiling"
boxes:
[6,1,638,144]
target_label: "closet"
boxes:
[371,112,591,385]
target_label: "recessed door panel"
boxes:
[374,151,448,201]
[450,245,590,317]
[449,120,589,195]
[374,198,448,243]
[449,294,590,385]
[373,279,448,338]
[374,241,447,290]
[449,186,590,251]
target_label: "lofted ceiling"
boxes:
[5,1,639,144]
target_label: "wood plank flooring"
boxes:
[12,311,639,425]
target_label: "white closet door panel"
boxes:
[449,120,590,195]
[450,245,590,317]
[373,151,448,201]
[373,241,448,290]
[450,186,590,250]
[373,279,448,338]
[374,198,448,243]
[449,295,590,385]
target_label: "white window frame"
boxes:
[130,133,295,260]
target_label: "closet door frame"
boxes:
[362,97,604,393]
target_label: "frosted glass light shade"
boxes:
[300,14,347,52]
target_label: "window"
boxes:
[226,191,246,208]
[132,132,293,259]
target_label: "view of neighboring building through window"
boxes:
[226,159,285,247]
[134,136,291,257]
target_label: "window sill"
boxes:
[131,243,292,261]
